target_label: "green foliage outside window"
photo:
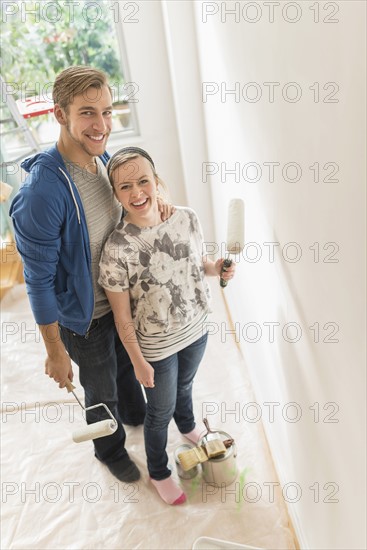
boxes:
[1,0,125,99]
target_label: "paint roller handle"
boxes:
[64,379,76,393]
[64,379,84,409]
[220,258,233,288]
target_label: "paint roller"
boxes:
[220,198,245,287]
[65,380,118,443]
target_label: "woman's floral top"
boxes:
[99,207,211,360]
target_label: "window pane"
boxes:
[1,0,135,150]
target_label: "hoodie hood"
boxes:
[21,147,66,176]
[21,144,110,174]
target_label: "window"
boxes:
[1,0,138,160]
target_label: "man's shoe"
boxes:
[106,456,140,482]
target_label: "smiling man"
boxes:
[56,81,112,166]
[9,66,151,483]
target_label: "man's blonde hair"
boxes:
[52,65,112,112]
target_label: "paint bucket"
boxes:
[199,430,238,486]
[174,444,199,480]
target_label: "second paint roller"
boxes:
[220,198,245,287]
[65,380,118,443]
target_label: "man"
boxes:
[10,66,171,482]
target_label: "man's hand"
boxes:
[157,196,175,221]
[45,350,74,388]
[40,322,73,388]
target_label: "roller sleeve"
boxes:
[226,198,245,254]
[72,419,117,443]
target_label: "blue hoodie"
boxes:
[9,144,110,335]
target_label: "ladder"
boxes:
[0,73,41,165]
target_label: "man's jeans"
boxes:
[144,332,208,480]
[59,311,146,464]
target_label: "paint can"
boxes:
[199,430,238,486]
[174,444,199,480]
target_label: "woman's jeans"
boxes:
[144,332,208,480]
[59,311,146,464]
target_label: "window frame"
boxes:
[0,0,140,152]
[108,9,140,147]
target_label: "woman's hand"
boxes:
[134,360,155,388]
[157,196,175,221]
[215,258,236,281]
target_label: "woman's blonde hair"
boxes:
[107,148,167,193]
[52,65,112,112]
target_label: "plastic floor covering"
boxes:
[1,282,297,550]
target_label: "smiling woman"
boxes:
[111,156,161,227]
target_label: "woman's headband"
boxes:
[108,147,155,177]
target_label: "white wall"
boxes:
[120,1,365,546]
[119,0,216,242]
[189,1,366,548]
[113,0,188,207]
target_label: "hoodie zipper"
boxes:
[58,168,81,224]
